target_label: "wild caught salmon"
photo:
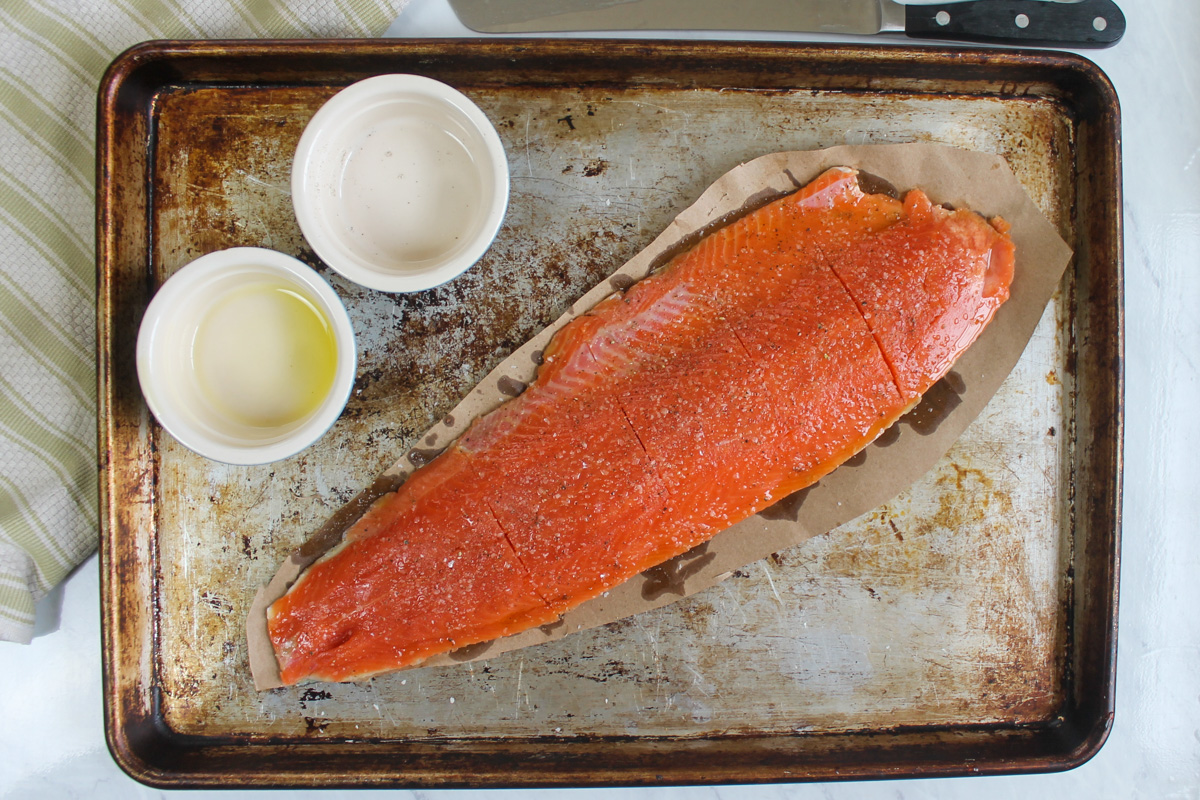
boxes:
[267,166,1015,684]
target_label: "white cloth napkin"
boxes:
[0,0,407,644]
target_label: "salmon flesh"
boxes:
[267,167,1016,684]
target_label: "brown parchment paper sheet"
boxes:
[248,143,1073,689]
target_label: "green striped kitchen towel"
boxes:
[0,0,408,644]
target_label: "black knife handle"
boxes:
[905,0,1125,49]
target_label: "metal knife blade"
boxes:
[446,0,1125,48]
[450,0,903,35]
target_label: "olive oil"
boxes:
[191,281,338,430]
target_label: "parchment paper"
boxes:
[248,143,1073,690]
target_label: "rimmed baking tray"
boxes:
[97,39,1122,788]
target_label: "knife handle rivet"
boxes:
[1014,13,1030,29]
[1093,16,1108,32]
[935,10,950,26]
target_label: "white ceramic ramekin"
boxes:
[136,247,357,465]
[291,74,510,293]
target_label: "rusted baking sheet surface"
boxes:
[97,40,1121,787]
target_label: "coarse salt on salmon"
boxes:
[266,166,1015,684]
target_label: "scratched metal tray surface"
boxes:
[97,40,1122,787]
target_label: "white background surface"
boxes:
[3,0,1198,797]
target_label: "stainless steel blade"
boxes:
[448,0,906,35]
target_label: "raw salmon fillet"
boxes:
[267,167,1015,684]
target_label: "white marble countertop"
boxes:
[4,0,1198,797]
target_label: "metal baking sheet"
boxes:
[96,39,1122,787]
